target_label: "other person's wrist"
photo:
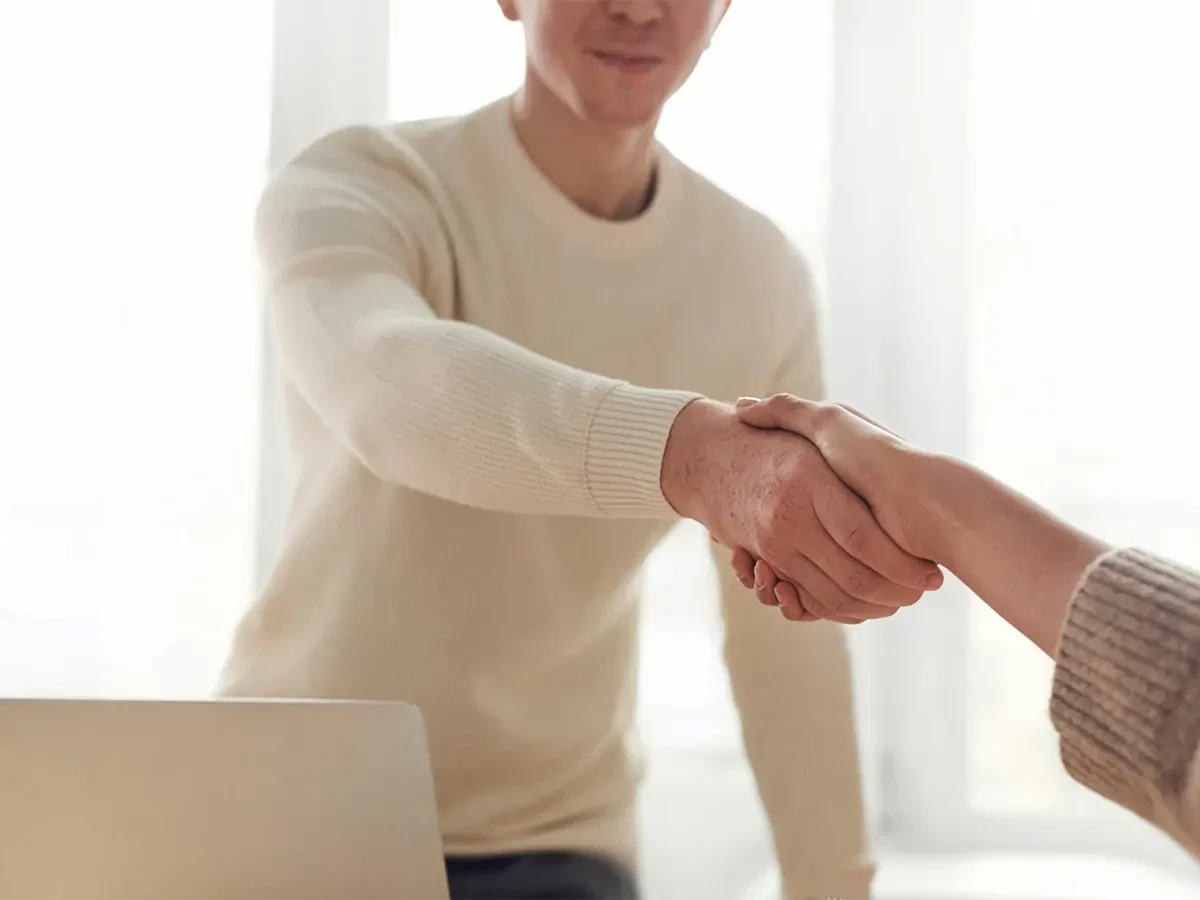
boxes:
[904,451,982,566]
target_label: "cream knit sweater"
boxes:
[220,99,873,896]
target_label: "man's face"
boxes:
[499,0,730,128]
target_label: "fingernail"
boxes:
[735,397,761,408]
[753,565,766,589]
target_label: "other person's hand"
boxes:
[661,399,942,624]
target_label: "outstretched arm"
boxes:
[260,127,697,518]
[263,128,938,601]
[732,394,1200,859]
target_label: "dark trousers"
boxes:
[445,851,639,900]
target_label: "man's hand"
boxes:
[725,394,945,621]
[661,399,943,624]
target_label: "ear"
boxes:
[496,0,519,22]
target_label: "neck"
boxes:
[510,76,660,221]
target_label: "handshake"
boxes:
[661,394,951,624]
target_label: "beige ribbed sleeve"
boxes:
[1051,548,1200,857]
[257,129,700,518]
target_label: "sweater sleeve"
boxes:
[257,127,699,518]
[1051,548,1200,858]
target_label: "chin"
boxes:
[578,97,665,129]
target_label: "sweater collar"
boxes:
[469,97,683,259]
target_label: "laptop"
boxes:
[0,698,449,899]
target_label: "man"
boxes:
[221,2,942,897]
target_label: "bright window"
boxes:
[965,0,1200,818]
[860,0,1200,874]
[0,3,270,697]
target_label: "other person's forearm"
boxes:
[918,454,1110,656]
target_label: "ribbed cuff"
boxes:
[583,383,701,518]
[1050,548,1200,813]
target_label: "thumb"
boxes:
[735,394,818,436]
[734,397,773,429]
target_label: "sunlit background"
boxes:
[2,1,1199,898]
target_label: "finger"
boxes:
[779,553,901,624]
[813,489,943,593]
[730,546,756,589]
[779,521,924,611]
[746,556,815,620]
[753,559,779,607]
[735,394,822,437]
[774,581,817,622]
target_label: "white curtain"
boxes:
[966,0,1200,818]
[840,0,1200,881]
[0,3,271,697]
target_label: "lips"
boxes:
[588,48,665,73]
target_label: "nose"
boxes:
[602,0,664,27]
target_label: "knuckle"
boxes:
[780,460,821,502]
[763,497,796,534]
[800,590,829,616]
[842,523,869,556]
[814,402,840,426]
[846,567,881,601]
[758,537,783,569]
[819,591,847,616]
